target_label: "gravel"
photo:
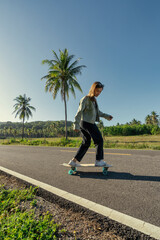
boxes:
[0,171,156,240]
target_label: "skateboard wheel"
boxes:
[68,169,74,175]
[68,167,77,175]
[103,168,108,176]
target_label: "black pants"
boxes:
[74,121,103,162]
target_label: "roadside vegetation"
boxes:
[1,135,160,150]
[0,185,65,239]
[0,174,125,240]
[1,110,160,140]
[1,110,160,150]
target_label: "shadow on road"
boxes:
[73,171,160,182]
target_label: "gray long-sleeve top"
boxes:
[73,96,111,130]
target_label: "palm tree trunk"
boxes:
[64,99,68,140]
[64,95,68,140]
[22,117,25,139]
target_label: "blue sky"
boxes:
[0,0,160,126]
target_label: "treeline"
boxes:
[0,120,160,139]
[103,124,160,136]
[102,111,160,136]
[0,121,79,139]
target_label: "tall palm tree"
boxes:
[41,48,86,140]
[13,94,36,139]
[145,115,152,125]
[151,111,159,125]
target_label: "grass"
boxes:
[0,185,65,239]
[1,135,160,150]
[103,135,160,150]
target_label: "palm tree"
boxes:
[41,48,86,140]
[145,115,152,125]
[151,111,159,125]
[130,119,141,125]
[13,94,36,139]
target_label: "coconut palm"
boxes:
[145,115,152,125]
[151,111,159,125]
[13,94,36,139]
[130,119,141,125]
[41,48,86,140]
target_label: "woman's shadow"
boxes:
[73,170,160,182]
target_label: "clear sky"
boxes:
[0,0,160,126]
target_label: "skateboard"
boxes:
[61,163,112,176]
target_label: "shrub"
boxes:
[103,124,159,136]
[151,126,160,135]
[0,185,64,239]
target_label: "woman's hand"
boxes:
[109,115,113,120]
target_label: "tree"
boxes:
[13,94,36,139]
[129,119,141,125]
[145,111,159,125]
[145,115,152,125]
[151,111,159,125]
[41,48,86,140]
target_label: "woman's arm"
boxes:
[73,97,87,130]
[99,110,113,121]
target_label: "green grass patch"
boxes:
[0,185,65,239]
[1,135,160,150]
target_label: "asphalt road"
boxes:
[0,145,160,227]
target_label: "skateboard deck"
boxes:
[61,163,112,175]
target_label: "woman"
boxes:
[68,82,113,167]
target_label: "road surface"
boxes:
[0,145,159,227]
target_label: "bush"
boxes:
[103,124,159,136]
[0,185,64,239]
[151,126,160,135]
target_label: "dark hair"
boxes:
[95,82,104,89]
[88,82,104,98]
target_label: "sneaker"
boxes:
[68,160,80,167]
[95,160,108,167]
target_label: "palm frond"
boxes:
[28,106,36,111]
[26,108,33,119]
[67,54,75,63]
[45,78,57,92]
[70,78,83,93]
[52,50,60,62]
[42,59,53,67]
[52,81,61,99]
[70,65,86,75]
[69,84,76,98]
[68,58,81,71]
[48,70,61,78]
[41,74,50,80]
[64,54,75,69]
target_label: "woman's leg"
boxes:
[69,121,103,166]
[86,123,104,160]
[74,127,91,162]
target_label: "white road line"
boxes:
[0,166,159,239]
